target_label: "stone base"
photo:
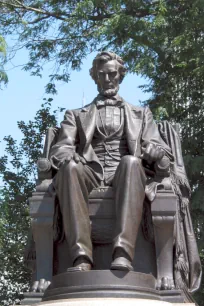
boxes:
[35,298,196,306]
[21,293,44,305]
[42,271,194,303]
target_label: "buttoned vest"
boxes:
[92,108,129,171]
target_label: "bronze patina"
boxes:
[50,52,171,272]
[25,52,201,302]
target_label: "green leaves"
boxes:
[0,37,6,56]
[0,100,63,305]
[75,1,94,19]
[0,0,165,93]
[0,36,8,88]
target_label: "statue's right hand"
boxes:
[72,153,86,164]
[59,153,86,167]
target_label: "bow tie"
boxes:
[96,95,124,107]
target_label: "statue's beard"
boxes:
[97,85,119,97]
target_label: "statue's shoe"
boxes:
[67,262,92,272]
[110,257,134,271]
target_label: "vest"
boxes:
[92,108,129,183]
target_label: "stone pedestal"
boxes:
[41,271,194,304]
[21,271,197,305]
[21,293,44,305]
[33,298,196,306]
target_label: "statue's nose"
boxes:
[104,74,110,82]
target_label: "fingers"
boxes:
[157,148,165,160]
[144,143,153,156]
[141,143,165,163]
[59,155,72,167]
[73,153,86,164]
[141,143,154,163]
[73,152,80,163]
[80,156,86,165]
[66,155,72,162]
[155,146,165,161]
[59,153,86,167]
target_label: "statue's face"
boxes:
[96,60,120,97]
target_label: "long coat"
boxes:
[50,98,171,179]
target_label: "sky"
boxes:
[0,48,151,157]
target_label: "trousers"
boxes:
[55,155,147,264]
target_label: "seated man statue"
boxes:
[50,51,171,272]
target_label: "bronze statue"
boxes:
[49,51,172,272]
[25,52,202,303]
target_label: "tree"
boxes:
[0,0,185,93]
[136,4,204,301]
[0,0,204,304]
[0,100,64,306]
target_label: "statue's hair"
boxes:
[90,51,127,84]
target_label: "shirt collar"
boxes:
[95,94,124,107]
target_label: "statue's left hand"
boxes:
[30,279,51,293]
[141,143,165,164]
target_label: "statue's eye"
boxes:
[109,71,117,78]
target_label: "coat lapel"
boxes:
[124,103,144,156]
[79,103,104,180]
[79,103,97,148]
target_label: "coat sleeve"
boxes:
[49,110,78,170]
[141,107,172,158]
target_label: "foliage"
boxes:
[0,36,8,88]
[0,188,30,305]
[0,100,62,305]
[192,210,204,304]
[137,7,204,301]
[0,0,192,93]
[0,0,204,303]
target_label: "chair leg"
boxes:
[29,191,55,292]
[151,192,177,290]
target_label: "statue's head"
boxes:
[90,51,126,97]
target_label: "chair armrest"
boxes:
[37,158,52,180]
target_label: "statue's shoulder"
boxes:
[123,100,146,112]
[64,103,91,116]
[63,100,96,120]
[81,101,94,110]
[73,101,95,114]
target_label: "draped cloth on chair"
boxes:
[158,121,202,293]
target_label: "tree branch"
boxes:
[124,9,157,18]
[0,1,158,24]
[25,15,50,24]
[0,0,71,22]
[88,13,113,21]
